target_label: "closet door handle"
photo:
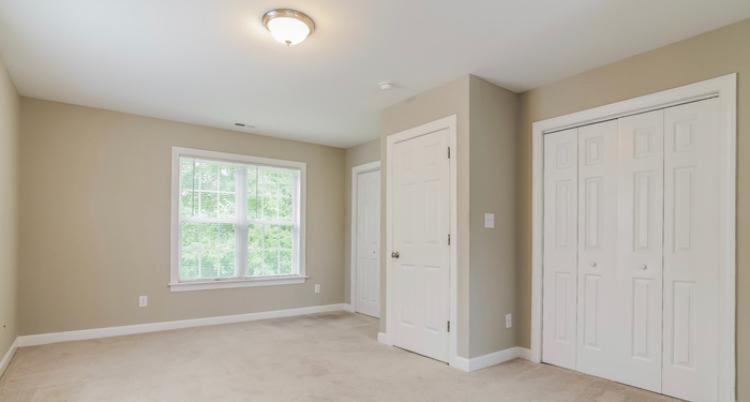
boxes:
[641,264,648,270]
[589,261,597,268]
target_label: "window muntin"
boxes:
[175,151,303,285]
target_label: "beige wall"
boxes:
[517,19,750,397]
[18,98,346,335]
[468,76,519,357]
[343,139,380,304]
[0,57,19,361]
[380,76,472,356]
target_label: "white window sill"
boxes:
[169,275,308,292]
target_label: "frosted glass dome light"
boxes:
[262,9,315,46]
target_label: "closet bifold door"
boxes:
[662,98,720,402]
[616,110,664,392]
[575,120,619,380]
[542,128,578,369]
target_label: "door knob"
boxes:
[391,251,400,259]
[641,264,648,270]
[590,261,597,268]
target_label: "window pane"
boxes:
[195,160,218,191]
[180,191,195,218]
[278,169,297,220]
[259,168,279,220]
[218,194,235,217]
[247,166,258,220]
[279,250,292,275]
[180,223,236,280]
[180,158,237,219]
[247,224,294,277]
[219,165,235,192]
[255,167,297,222]
[179,158,196,218]
[198,192,218,217]
[180,158,195,190]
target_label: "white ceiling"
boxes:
[0,1,748,148]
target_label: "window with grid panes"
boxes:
[171,148,305,290]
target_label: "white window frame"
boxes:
[170,146,307,292]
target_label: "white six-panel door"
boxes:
[616,110,664,392]
[542,128,578,369]
[392,128,450,362]
[662,99,720,402]
[355,168,381,318]
[576,120,620,380]
[542,98,721,401]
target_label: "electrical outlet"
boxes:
[314,284,321,294]
[138,295,148,307]
[505,313,512,328]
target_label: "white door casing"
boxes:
[662,98,721,402]
[352,162,381,318]
[576,120,620,380]
[616,110,664,392]
[542,128,578,370]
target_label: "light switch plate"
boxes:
[484,213,495,228]
[314,284,321,294]
[505,313,512,328]
[138,295,148,308]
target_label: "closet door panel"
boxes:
[616,110,663,392]
[576,120,619,380]
[662,98,720,402]
[542,128,578,369]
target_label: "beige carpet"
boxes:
[0,312,676,401]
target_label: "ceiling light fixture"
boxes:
[262,9,315,46]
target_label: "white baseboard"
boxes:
[16,303,350,348]
[341,304,354,312]
[374,333,530,373]
[0,338,18,379]
[453,346,532,372]
[451,356,470,371]
[377,332,391,345]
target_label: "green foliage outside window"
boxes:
[178,157,299,281]
[180,223,235,280]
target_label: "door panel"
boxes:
[662,98,720,402]
[616,110,664,392]
[543,128,578,369]
[355,169,380,317]
[542,99,723,400]
[576,120,619,380]
[392,128,450,362]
